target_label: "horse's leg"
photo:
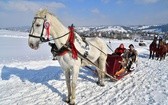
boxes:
[161,53,165,61]
[70,65,80,105]
[97,56,106,87]
[149,51,152,59]
[162,54,165,60]
[152,51,155,59]
[160,55,162,61]
[157,53,160,60]
[157,55,159,60]
[156,51,159,60]
[95,60,102,85]
[64,69,71,103]
[164,52,166,59]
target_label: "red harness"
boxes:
[67,25,78,59]
[38,20,78,59]
[52,25,78,59]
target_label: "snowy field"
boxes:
[0,30,168,105]
[0,30,52,64]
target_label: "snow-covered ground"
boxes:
[0,30,53,64]
[0,30,168,105]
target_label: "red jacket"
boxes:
[115,47,126,56]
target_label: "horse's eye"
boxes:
[36,24,41,27]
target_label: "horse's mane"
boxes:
[36,9,54,17]
[35,9,83,41]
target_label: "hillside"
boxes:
[76,24,168,33]
[1,24,168,34]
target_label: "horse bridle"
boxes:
[29,16,69,43]
[29,16,49,42]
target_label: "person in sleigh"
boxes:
[114,43,126,56]
[113,43,127,77]
[115,44,138,77]
[126,44,138,71]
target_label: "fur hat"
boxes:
[129,44,134,48]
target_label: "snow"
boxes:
[142,28,162,33]
[137,25,159,30]
[137,25,151,30]
[76,27,90,33]
[97,26,127,33]
[0,31,52,64]
[0,29,28,38]
[75,26,127,33]
[0,30,168,105]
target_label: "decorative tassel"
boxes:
[44,22,50,40]
[68,24,78,59]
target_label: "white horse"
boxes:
[28,9,107,105]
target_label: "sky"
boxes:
[0,0,168,28]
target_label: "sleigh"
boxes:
[106,54,131,80]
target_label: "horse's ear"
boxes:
[42,9,48,14]
[36,9,48,16]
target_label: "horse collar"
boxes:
[54,46,69,56]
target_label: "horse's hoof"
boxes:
[69,101,75,105]
[69,103,75,105]
[64,100,75,105]
[64,99,70,103]
[100,84,105,87]
[96,81,105,87]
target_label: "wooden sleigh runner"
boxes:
[106,54,133,80]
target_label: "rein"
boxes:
[29,32,69,43]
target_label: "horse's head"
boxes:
[28,9,50,50]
